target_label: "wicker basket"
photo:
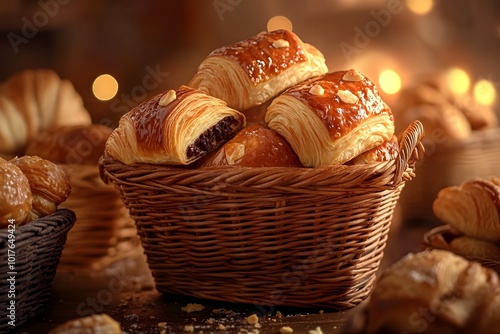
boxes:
[58,165,142,270]
[422,225,500,274]
[0,209,75,333]
[397,127,500,224]
[99,121,424,309]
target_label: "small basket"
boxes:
[99,121,424,309]
[0,209,75,333]
[397,127,500,224]
[58,165,142,270]
[422,225,500,274]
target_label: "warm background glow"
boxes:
[446,67,470,95]
[267,16,293,32]
[473,79,496,106]
[379,69,402,95]
[406,0,434,15]
[92,74,118,101]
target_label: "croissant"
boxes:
[105,86,246,165]
[199,125,302,167]
[0,157,32,226]
[347,135,399,165]
[0,69,91,157]
[189,29,328,111]
[449,235,500,261]
[265,69,395,167]
[353,250,500,334]
[433,177,500,242]
[10,155,71,223]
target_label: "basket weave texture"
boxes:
[99,121,424,309]
[58,165,142,270]
[398,127,500,223]
[422,225,500,274]
[0,209,75,333]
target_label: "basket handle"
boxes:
[394,120,425,184]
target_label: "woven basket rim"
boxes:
[99,120,425,189]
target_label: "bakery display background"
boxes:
[0,0,498,127]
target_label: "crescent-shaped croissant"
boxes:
[0,69,91,157]
[105,86,246,165]
[433,177,500,242]
[265,69,395,167]
[189,29,328,110]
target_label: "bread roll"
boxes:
[189,29,328,110]
[363,250,500,334]
[105,86,246,165]
[199,125,302,167]
[347,135,398,165]
[265,69,395,167]
[433,177,500,242]
[26,124,113,165]
[0,157,32,226]
[0,69,91,156]
[10,156,71,223]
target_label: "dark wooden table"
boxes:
[14,218,434,334]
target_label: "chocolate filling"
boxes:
[187,116,242,159]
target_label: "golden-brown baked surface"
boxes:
[449,235,500,261]
[0,157,32,225]
[189,29,328,110]
[433,177,500,242]
[347,135,399,165]
[26,124,113,165]
[265,69,395,167]
[199,125,302,167]
[49,314,122,334]
[105,86,246,165]
[10,155,71,222]
[362,250,500,334]
[0,69,91,157]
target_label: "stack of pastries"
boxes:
[105,29,400,168]
[429,177,500,261]
[0,155,71,228]
[394,72,497,142]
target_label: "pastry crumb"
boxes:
[184,324,195,332]
[218,324,227,331]
[245,314,259,325]
[181,303,205,313]
[309,326,323,334]
[280,326,294,334]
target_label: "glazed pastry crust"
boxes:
[0,157,32,225]
[266,70,395,167]
[10,156,71,222]
[105,86,246,165]
[199,125,302,168]
[189,29,328,110]
[433,177,500,242]
[26,124,113,165]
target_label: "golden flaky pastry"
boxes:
[362,250,500,334]
[433,177,500,242]
[199,125,302,167]
[105,86,246,165]
[10,155,71,223]
[265,69,395,167]
[449,235,500,261]
[0,157,32,226]
[0,69,91,157]
[347,135,399,165]
[189,29,328,111]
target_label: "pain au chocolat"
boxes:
[189,29,328,111]
[266,69,395,167]
[105,85,246,165]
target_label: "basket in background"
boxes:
[422,225,500,274]
[0,209,75,333]
[58,164,142,270]
[396,127,500,224]
[99,121,424,310]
